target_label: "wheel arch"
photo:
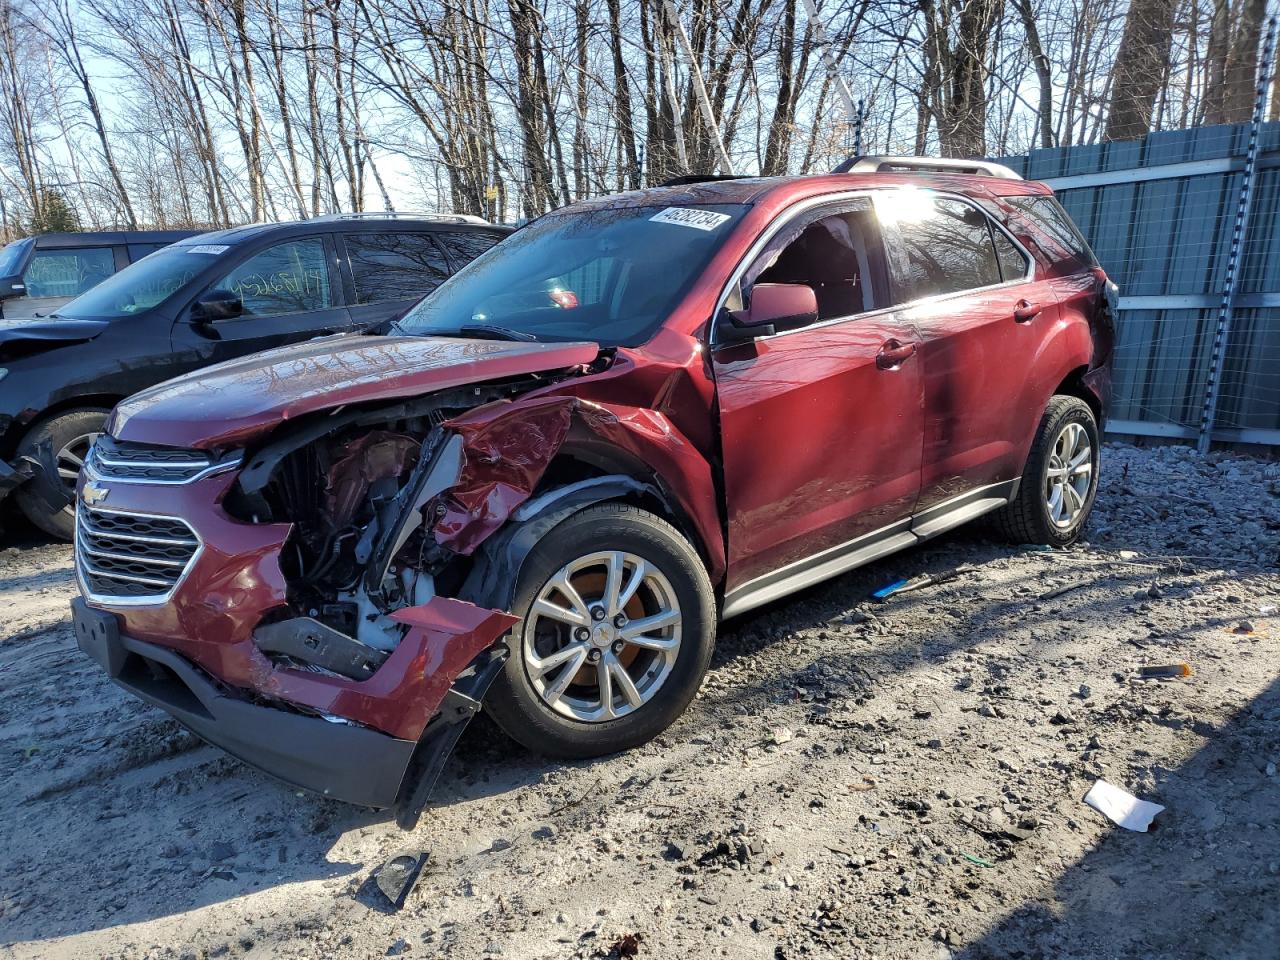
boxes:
[535,440,716,571]
[458,448,714,615]
[1050,365,1102,424]
[5,394,119,458]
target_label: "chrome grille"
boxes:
[87,436,218,483]
[76,507,200,601]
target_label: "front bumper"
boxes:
[74,597,416,807]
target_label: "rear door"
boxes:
[339,230,452,329]
[711,197,924,605]
[874,190,1054,524]
[171,234,351,367]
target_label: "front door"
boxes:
[172,235,351,367]
[875,190,1057,518]
[711,198,924,607]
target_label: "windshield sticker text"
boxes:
[649,208,732,231]
[187,245,230,255]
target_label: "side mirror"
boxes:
[0,275,24,301]
[192,289,243,322]
[719,283,818,344]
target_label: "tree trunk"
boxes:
[1104,0,1177,141]
[762,0,796,175]
[1016,0,1055,148]
[606,0,641,189]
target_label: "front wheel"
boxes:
[484,502,716,760]
[991,395,1100,547]
[14,407,108,541]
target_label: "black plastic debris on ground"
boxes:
[373,851,428,910]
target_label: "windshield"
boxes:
[0,238,32,277]
[396,203,749,346]
[58,247,211,318]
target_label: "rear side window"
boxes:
[1004,196,1097,265]
[214,238,333,317]
[127,243,168,262]
[22,246,115,299]
[744,199,892,322]
[992,229,1031,282]
[877,194,1002,301]
[346,232,449,304]
[436,231,502,266]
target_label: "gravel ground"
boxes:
[0,441,1277,960]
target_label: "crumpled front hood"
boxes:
[108,334,600,449]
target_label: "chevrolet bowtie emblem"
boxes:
[82,482,109,506]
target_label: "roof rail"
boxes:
[658,174,755,187]
[310,211,491,225]
[832,156,1023,181]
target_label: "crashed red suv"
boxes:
[73,158,1114,827]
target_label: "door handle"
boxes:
[876,338,917,369]
[1013,299,1042,322]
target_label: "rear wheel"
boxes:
[991,395,1099,547]
[14,408,108,541]
[485,502,715,759]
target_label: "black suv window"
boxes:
[879,194,1002,301]
[214,238,333,316]
[346,232,449,304]
[436,231,502,265]
[745,199,891,322]
[1004,195,1097,265]
[23,246,115,299]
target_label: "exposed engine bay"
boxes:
[225,380,543,675]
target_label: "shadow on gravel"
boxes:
[956,676,1280,960]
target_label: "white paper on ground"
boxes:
[1083,779,1165,832]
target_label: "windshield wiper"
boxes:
[454,323,538,342]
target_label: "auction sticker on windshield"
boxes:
[186,245,230,255]
[649,208,732,231]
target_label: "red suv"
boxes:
[73,158,1114,826]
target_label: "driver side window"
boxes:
[214,239,333,317]
[740,200,891,324]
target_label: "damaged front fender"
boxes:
[432,394,724,582]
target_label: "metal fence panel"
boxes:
[999,120,1280,446]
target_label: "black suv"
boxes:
[0,230,198,320]
[0,213,510,538]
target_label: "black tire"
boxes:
[990,395,1100,547]
[14,407,108,541]
[485,502,715,760]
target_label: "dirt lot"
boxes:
[1,441,1277,960]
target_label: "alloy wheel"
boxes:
[522,550,682,722]
[1044,421,1092,528]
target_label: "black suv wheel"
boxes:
[14,407,107,540]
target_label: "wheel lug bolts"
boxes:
[575,627,590,642]
[588,649,602,662]
[612,641,624,653]
[612,613,627,627]
[591,606,606,621]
